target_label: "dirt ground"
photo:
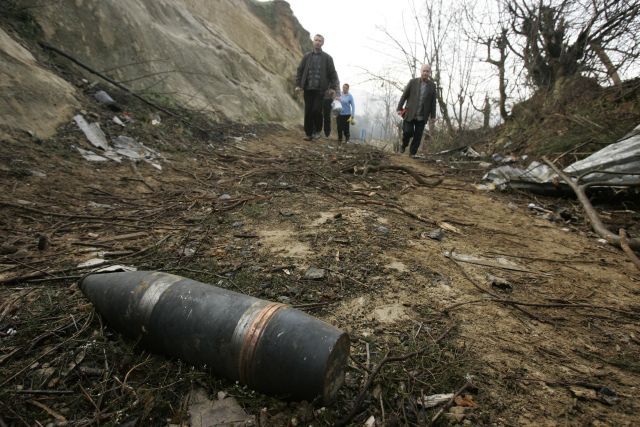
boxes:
[1,103,639,426]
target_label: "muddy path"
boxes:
[1,117,639,425]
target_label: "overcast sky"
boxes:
[274,0,430,115]
[285,0,416,81]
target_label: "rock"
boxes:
[424,228,445,241]
[376,225,389,235]
[37,234,49,251]
[187,388,255,427]
[304,267,325,280]
[94,90,121,111]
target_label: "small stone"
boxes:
[179,248,195,257]
[304,267,325,280]
[37,234,49,251]
[376,225,389,235]
[277,296,291,304]
[426,228,445,241]
[286,286,300,295]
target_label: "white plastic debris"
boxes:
[93,265,137,273]
[77,258,106,268]
[74,114,109,151]
[485,123,640,188]
[94,90,116,106]
[417,393,455,408]
[73,145,109,162]
[113,116,126,127]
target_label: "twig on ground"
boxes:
[354,199,437,226]
[335,323,455,426]
[542,156,640,250]
[343,164,443,187]
[619,228,640,270]
[445,248,638,319]
[429,380,474,426]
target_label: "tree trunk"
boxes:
[590,41,622,86]
[482,95,490,129]
[485,31,509,122]
[436,85,454,136]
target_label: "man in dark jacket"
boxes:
[396,64,437,155]
[295,34,340,141]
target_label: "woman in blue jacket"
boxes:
[337,83,355,143]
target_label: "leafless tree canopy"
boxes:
[506,0,640,88]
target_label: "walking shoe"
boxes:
[312,132,321,140]
[400,145,406,153]
[303,135,312,141]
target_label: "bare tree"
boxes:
[470,94,491,129]
[418,0,456,135]
[461,0,514,123]
[484,29,510,121]
[506,0,640,89]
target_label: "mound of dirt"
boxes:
[497,76,640,160]
[1,73,639,425]
[0,27,78,139]
[2,0,307,139]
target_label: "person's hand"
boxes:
[397,109,407,118]
[294,86,302,93]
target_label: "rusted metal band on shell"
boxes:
[237,302,286,386]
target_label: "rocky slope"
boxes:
[0,27,78,139]
[1,0,308,138]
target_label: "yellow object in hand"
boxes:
[349,117,356,125]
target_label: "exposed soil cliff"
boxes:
[0,27,78,138]
[1,0,307,138]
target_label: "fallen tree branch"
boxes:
[445,249,545,322]
[342,164,443,187]
[354,199,437,226]
[619,229,640,270]
[429,380,474,426]
[542,156,640,250]
[444,249,638,318]
[39,42,235,137]
[39,42,178,118]
[335,323,455,427]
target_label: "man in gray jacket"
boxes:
[396,64,437,155]
[295,34,340,141]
